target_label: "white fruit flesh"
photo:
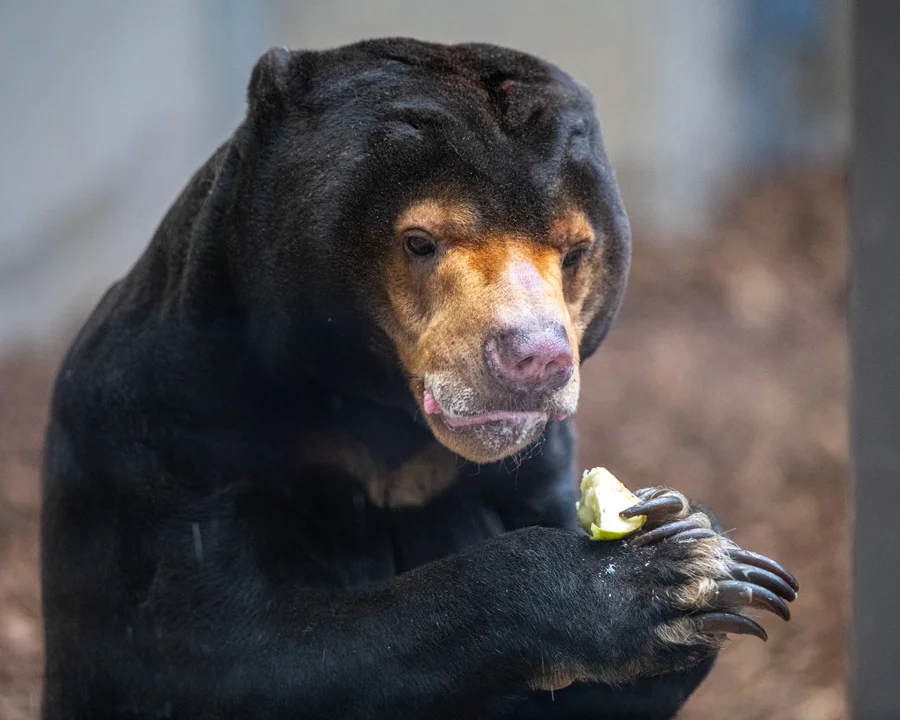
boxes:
[575,468,646,540]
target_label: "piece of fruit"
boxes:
[575,467,646,540]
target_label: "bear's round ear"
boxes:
[247,46,296,117]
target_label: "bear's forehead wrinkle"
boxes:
[318,52,589,131]
[312,38,596,130]
[312,69,600,198]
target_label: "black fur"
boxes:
[41,39,717,719]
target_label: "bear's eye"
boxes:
[404,234,437,258]
[562,245,589,269]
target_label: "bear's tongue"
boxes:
[423,387,442,415]
[423,388,548,427]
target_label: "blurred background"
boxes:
[0,1,849,718]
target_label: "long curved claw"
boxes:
[668,528,718,543]
[634,487,670,501]
[728,549,800,593]
[696,612,768,642]
[629,517,708,547]
[729,563,797,602]
[621,495,686,521]
[714,580,791,621]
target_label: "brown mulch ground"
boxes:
[0,170,848,719]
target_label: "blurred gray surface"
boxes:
[0,1,265,352]
[851,1,900,717]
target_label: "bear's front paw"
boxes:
[623,487,799,647]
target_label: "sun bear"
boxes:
[41,38,797,719]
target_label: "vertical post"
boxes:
[851,1,900,717]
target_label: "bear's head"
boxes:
[230,39,630,464]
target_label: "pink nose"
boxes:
[485,322,574,394]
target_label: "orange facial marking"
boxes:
[385,201,602,374]
[549,208,596,248]
[394,199,479,239]
[379,199,606,461]
[455,237,514,284]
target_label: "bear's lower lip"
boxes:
[422,387,568,432]
[439,410,548,428]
